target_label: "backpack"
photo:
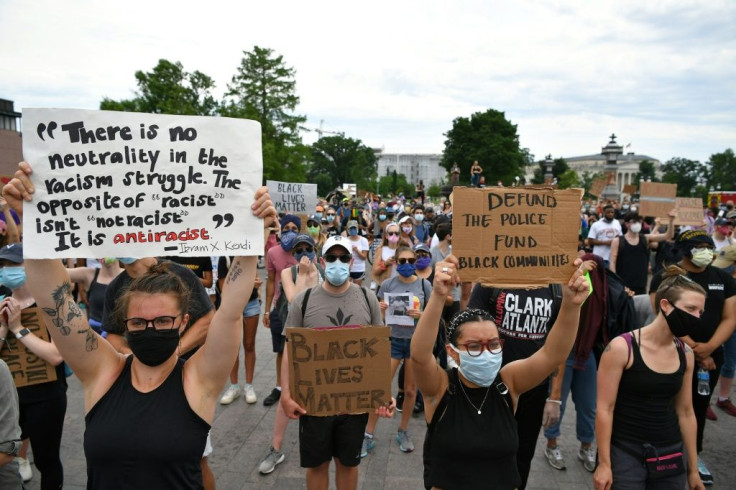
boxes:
[300,283,377,321]
[275,263,325,323]
[604,268,641,340]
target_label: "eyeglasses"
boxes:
[326,213,336,216]
[456,339,504,356]
[324,254,351,263]
[416,252,431,258]
[397,257,416,265]
[124,316,179,331]
[294,246,314,254]
[386,231,400,236]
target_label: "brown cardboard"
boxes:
[622,184,637,195]
[674,197,705,226]
[285,326,392,416]
[639,182,677,218]
[452,186,583,287]
[0,307,58,388]
[589,178,607,198]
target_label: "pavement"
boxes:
[23,268,736,489]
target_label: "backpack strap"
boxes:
[301,286,313,319]
[87,267,101,297]
[421,278,431,309]
[622,331,633,366]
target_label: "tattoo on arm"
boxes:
[76,328,99,351]
[550,368,559,378]
[603,344,612,353]
[42,282,79,337]
[226,262,243,284]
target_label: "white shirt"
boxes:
[588,219,622,261]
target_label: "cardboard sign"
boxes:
[22,108,263,258]
[0,308,58,388]
[622,184,637,195]
[589,178,607,198]
[267,180,317,215]
[452,186,583,287]
[639,182,677,218]
[285,326,391,417]
[674,197,704,226]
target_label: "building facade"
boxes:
[376,152,446,189]
[563,151,661,194]
[0,99,22,179]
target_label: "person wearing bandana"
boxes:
[648,230,736,486]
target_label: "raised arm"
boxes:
[0,197,19,244]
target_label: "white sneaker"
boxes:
[578,445,597,472]
[245,384,257,404]
[16,456,32,482]
[219,384,241,405]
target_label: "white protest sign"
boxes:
[267,180,317,215]
[22,109,263,258]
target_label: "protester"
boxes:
[0,358,23,489]
[66,258,123,335]
[398,215,419,247]
[412,206,431,244]
[413,256,592,489]
[372,222,400,286]
[323,208,341,237]
[711,218,734,251]
[711,246,736,420]
[470,161,483,187]
[586,204,623,268]
[3,162,275,489]
[595,266,705,490]
[306,215,326,256]
[343,220,369,286]
[166,255,214,288]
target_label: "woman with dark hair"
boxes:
[411,255,591,489]
[3,162,276,489]
[595,266,705,490]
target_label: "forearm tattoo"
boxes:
[227,261,244,285]
[43,282,85,342]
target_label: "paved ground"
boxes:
[24,268,736,489]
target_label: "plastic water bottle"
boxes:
[697,368,710,396]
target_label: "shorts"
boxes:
[202,431,213,458]
[391,337,412,360]
[299,413,369,468]
[349,271,365,281]
[269,308,285,353]
[243,298,261,318]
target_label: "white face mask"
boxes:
[691,248,714,268]
[629,223,642,234]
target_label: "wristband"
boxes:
[545,398,562,405]
[15,328,31,339]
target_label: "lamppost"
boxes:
[601,134,624,202]
[544,154,553,184]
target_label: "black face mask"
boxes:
[125,328,180,366]
[664,300,701,338]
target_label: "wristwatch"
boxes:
[0,440,21,457]
[14,328,31,339]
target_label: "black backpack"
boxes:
[604,269,641,340]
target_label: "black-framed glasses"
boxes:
[324,254,351,263]
[294,246,314,254]
[397,257,416,265]
[457,339,504,356]
[326,213,336,217]
[124,316,179,331]
[416,251,431,258]
[386,231,400,236]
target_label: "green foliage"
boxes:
[580,171,606,198]
[378,170,412,197]
[440,109,526,186]
[706,149,736,191]
[531,158,569,185]
[633,160,658,186]
[427,183,442,198]
[660,157,704,197]
[307,135,377,196]
[100,59,219,116]
[556,169,580,190]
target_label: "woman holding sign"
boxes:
[412,256,592,489]
[3,161,276,490]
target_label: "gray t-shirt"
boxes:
[285,283,383,329]
[377,276,432,339]
[0,359,22,489]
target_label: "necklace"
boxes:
[457,376,491,415]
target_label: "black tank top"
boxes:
[87,268,107,323]
[616,234,649,292]
[423,368,520,490]
[612,331,685,447]
[84,356,210,489]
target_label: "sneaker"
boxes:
[413,400,424,416]
[360,435,375,458]
[578,446,596,472]
[544,445,566,470]
[396,430,414,453]
[16,457,32,482]
[706,405,718,421]
[258,446,285,474]
[244,384,257,404]
[716,398,736,417]
[698,458,713,486]
[219,384,241,405]
[396,392,404,413]
[263,388,281,407]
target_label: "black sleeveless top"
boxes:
[616,233,649,292]
[612,331,686,447]
[87,268,107,323]
[423,368,520,490]
[84,356,210,489]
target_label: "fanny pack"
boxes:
[643,443,685,480]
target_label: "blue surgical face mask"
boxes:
[450,345,503,387]
[396,263,416,278]
[327,215,335,222]
[118,257,138,265]
[280,230,298,252]
[414,214,424,222]
[348,228,358,236]
[379,214,387,221]
[0,266,26,289]
[294,250,316,262]
[324,261,350,286]
[314,212,323,220]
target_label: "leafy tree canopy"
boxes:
[706,149,736,191]
[660,157,704,197]
[531,157,569,185]
[378,170,412,198]
[308,135,377,196]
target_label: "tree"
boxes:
[660,157,704,197]
[222,46,307,182]
[633,160,658,186]
[440,109,526,186]
[100,59,219,116]
[580,170,605,198]
[531,157,569,185]
[707,149,736,191]
[427,183,442,199]
[307,135,377,196]
[556,169,580,190]
[378,170,412,197]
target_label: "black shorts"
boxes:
[269,308,285,353]
[299,413,369,468]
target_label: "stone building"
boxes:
[0,99,23,179]
[376,152,445,189]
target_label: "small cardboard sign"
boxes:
[622,184,637,195]
[589,178,607,198]
[285,326,391,417]
[266,180,317,216]
[639,182,677,218]
[0,308,58,388]
[22,108,263,258]
[674,197,704,226]
[452,186,583,287]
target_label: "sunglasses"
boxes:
[294,246,314,254]
[397,257,416,265]
[386,231,400,236]
[324,254,351,263]
[327,213,336,216]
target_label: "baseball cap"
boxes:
[292,234,315,248]
[713,245,736,269]
[307,215,320,226]
[414,243,431,254]
[347,220,359,229]
[398,216,412,225]
[323,235,351,254]
[0,243,23,263]
[715,218,733,226]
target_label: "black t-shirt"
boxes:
[102,259,214,338]
[165,256,213,279]
[468,285,561,366]
[649,265,736,344]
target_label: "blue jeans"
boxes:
[543,352,596,444]
[720,330,736,378]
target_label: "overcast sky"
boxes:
[1,0,734,165]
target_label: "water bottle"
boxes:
[697,368,710,396]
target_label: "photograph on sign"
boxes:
[0,308,58,388]
[451,186,582,287]
[266,180,317,216]
[285,326,391,417]
[639,182,677,219]
[384,293,414,326]
[674,197,705,226]
[22,109,263,258]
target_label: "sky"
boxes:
[1,0,734,165]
